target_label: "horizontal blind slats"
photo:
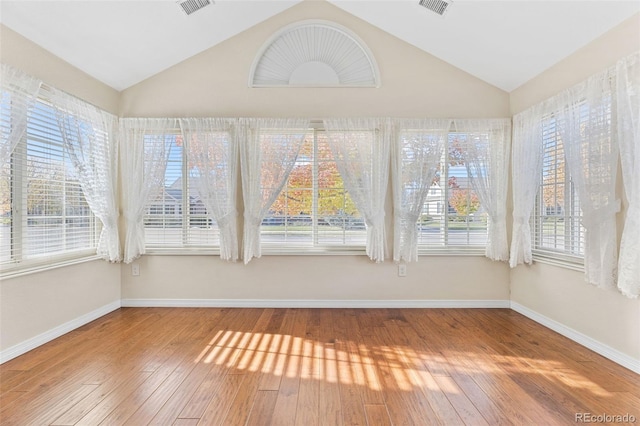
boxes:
[2,85,101,269]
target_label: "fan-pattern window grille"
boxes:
[250,20,380,88]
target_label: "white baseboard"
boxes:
[510,301,640,374]
[0,300,121,364]
[120,298,511,309]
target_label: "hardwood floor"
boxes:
[1,308,638,425]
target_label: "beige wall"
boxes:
[120,1,509,118]
[0,24,120,114]
[121,255,509,303]
[0,27,121,355]
[509,13,640,362]
[510,13,640,115]
[2,1,638,367]
[118,0,511,305]
[511,264,639,360]
[1,260,121,351]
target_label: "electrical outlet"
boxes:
[398,263,407,277]
[132,263,140,276]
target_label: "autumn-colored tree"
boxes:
[449,189,480,217]
[269,137,358,217]
[432,139,466,187]
[542,145,565,215]
[178,131,358,219]
[0,164,10,222]
[27,160,65,215]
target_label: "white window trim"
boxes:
[418,247,487,256]
[532,250,584,271]
[258,126,368,254]
[1,251,101,279]
[530,113,585,270]
[2,85,103,275]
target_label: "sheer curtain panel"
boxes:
[616,51,640,298]
[454,119,511,261]
[51,88,121,262]
[323,118,391,262]
[510,105,545,267]
[120,118,177,263]
[180,118,239,261]
[561,70,619,289]
[392,119,450,262]
[1,63,42,164]
[239,118,310,264]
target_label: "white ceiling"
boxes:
[1,0,638,92]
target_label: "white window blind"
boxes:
[532,114,584,262]
[261,129,366,249]
[1,86,100,270]
[143,131,220,249]
[418,133,488,250]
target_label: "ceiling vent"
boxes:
[418,0,452,16]
[177,0,211,16]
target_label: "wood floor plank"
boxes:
[197,372,246,425]
[2,384,99,426]
[220,372,264,426]
[367,325,441,425]
[364,404,392,426]
[294,353,319,426]
[317,309,343,426]
[269,310,309,426]
[153,309,270,425]
[1,307,637,426]
[246,390,278,426]
[432,374,490,426]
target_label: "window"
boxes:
[261,129,366,250]
[418,133,488,250]
[532,114,584,262]
[143,131,220,250]
[1,89,100,271]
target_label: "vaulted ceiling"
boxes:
[1,1,638,92]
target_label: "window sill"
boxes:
[532,252,584,272]
[418,247,487,256]
[1,253,103,280]
[144,248,220,256]
[261,246,367,256]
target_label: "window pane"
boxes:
[23,100,98,260]
[144,133,220,248]
[261,129,366,248]
[533,115,584,258]
[418,133,488,248]
[0,159,11,264]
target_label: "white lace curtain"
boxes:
[561,70,620,289]
[616,51,640,298]
[510,104,545,267]
[239,118,310,264]
[392,119,450,262]
[50,88,121,262]
[323,118,392,262]
[454,119,511,261]
[120,118,177,263]
[1,63,42,164]
[180,118,239,261]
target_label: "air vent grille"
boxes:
[178,0,211,16]
[418,0,452,16]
